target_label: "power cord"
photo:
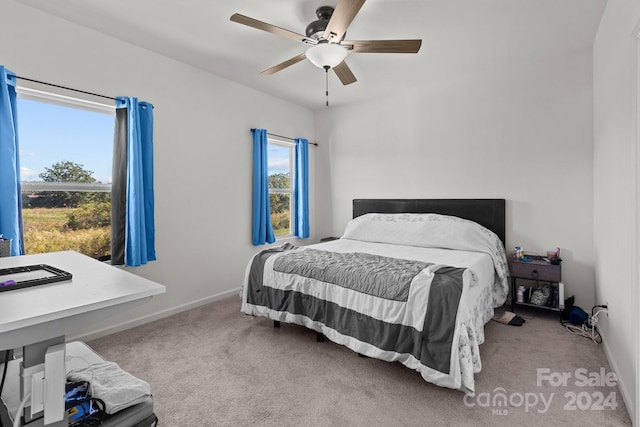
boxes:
[564,305,608,344]
[12,392,31,427]
[0,350,10,397]
[564,323,602,344]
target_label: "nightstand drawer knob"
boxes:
[531,270,539,279]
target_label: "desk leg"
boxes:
[20,336,67,427]
[511,277,517,313]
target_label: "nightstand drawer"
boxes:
[510,260,561,282]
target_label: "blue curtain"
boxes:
[294,138,310,238]
[115,97,156,266]
[0,66,24,256]
[251,128,275,245]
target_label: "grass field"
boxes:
[22,207,287,258]
[271,211,290,236]
[22,207,110,258]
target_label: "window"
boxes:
[17,88,115,259]
[268,138,295,237]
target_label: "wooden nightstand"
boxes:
[509,257,563,314]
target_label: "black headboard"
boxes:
[352,199,506,245]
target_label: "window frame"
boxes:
[16,87,115,259]
[16,86,115,193]
[267,136,296,239]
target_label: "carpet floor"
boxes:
[87,296,632,426]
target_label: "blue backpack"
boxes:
[569,306,589,326]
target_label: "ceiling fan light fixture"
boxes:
[306,42,348,69]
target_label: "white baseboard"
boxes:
[600,329,636,425]
[69,287,242,343]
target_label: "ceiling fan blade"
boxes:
[333,61,357,85]
[343,39,422,54]
[323,0,366,42]
[231,13,310,44]
[261,53,307,75]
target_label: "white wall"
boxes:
[316,51,595,310]
[593,0,640,422]
[0,1,330,337]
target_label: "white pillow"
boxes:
[342,213,496,251]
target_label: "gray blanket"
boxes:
[245,245,464,376]
[273,249,430,301]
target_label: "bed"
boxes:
[241,199,509,395]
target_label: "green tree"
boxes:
[40,160,96,184]
[23,161,106,208]
[269,172,289,189]
[269,172,290,213]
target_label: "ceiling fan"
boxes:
[230,0,422,86]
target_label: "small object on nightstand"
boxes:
[547,248,562,264]
[514,246,523,260]
[513,246,532,261]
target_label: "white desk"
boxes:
[0,251,166,426]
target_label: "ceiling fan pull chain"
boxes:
[324,65,330,107]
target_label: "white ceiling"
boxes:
[17,0,606,110]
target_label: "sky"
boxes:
[267,143,291,176]
[17,98,115,184]
[17,96,290,183]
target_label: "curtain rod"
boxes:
[13,75,117,101]
[267,132,318,147]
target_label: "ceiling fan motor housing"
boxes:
[305,6,334,39]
